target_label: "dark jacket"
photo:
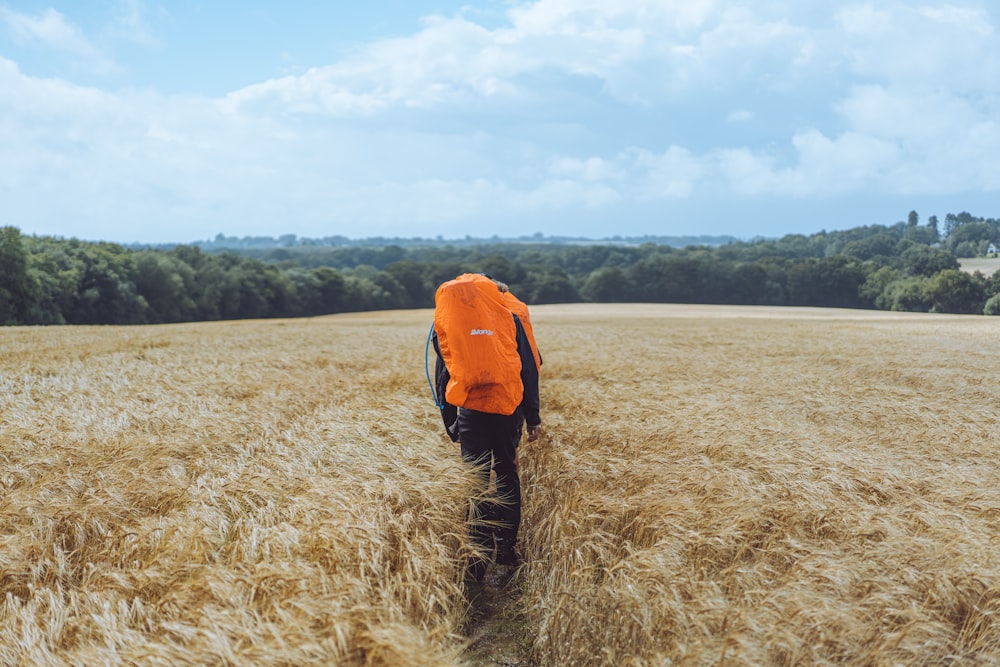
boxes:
[434,313,540,441]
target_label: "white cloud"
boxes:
[548,156,622,183]
[628,147,705,199]
[835,3,998,91]
[715,148,789,196]
[837,85,977,143]
[830,84,1000,193]
[1,7,94,54]
[791,129,900,193]
[713,130,902,198]
[2,1,999,242]
[518,177,621,209]
[225,1,818,114]
[227,15,518,115]
[0,6,121,74]
[111,0,162,47]
[506,0,717,36]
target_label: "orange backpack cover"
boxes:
[503,291,541,370]
[434,274,523,415]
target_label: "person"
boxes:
[432,273,542,584]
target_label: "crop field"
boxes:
[959,257,1000,276]
[2,304,999,665]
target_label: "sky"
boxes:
[1,1,998,244]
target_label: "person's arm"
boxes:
[432,332,459,441]
[513,315,541,441]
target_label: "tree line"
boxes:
[2,211,1000,326]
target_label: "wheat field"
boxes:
[959,257,1000,276]
[2,304,999,665]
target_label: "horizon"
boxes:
[15,206,985,248]
[3,217,932,247]
[7,217,980,248]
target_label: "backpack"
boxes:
[434,273,523,415]
[503,290,542,370]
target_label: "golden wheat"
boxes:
[3,304,999,666]
[521,304,1000,666]
[1,314,478,666]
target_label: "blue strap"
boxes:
[425,321,444,410]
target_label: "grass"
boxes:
[3,304,1000,665]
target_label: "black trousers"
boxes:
[456,408,523,564]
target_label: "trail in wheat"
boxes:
[461,574,533,666]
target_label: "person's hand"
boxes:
[526,423,542,442]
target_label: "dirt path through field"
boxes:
[461,568,535,666]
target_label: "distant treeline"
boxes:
[154,231,742,252]
[3,210,1000,326]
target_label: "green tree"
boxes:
[953,241,978,258]
[786,256,866,308]
[924,269,986,314]
[926,215,940,243]
[724,262,769,305]
[943,211,981,238]
[371,271,410,309]
[627,254,703,303]
[217,259,297,320]
[580,266,631,302]
[946,220,996,254]
[474,255,513,282]
[900,245,959,276]
[311,266,348,315]
[983,293,1000,316]
[984,271,1000,301]
[22,236,81,324]
[425,262,472,292]
[343,274,396,311]
[62,242,145,324]
[528,267,578,303]
[882,277,932,312]
[384,260,433,307]
[840,233,898,261]
[903,224,938,245]
[859,266,901,308]
[768,233,827,259]
[134,251,198,323]
[0,226,32,324]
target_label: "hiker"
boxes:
[432,273,542,583]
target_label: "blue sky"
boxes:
[1,1,998,243]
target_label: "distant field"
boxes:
[3,304,999,665]
[959,256,1000,275]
